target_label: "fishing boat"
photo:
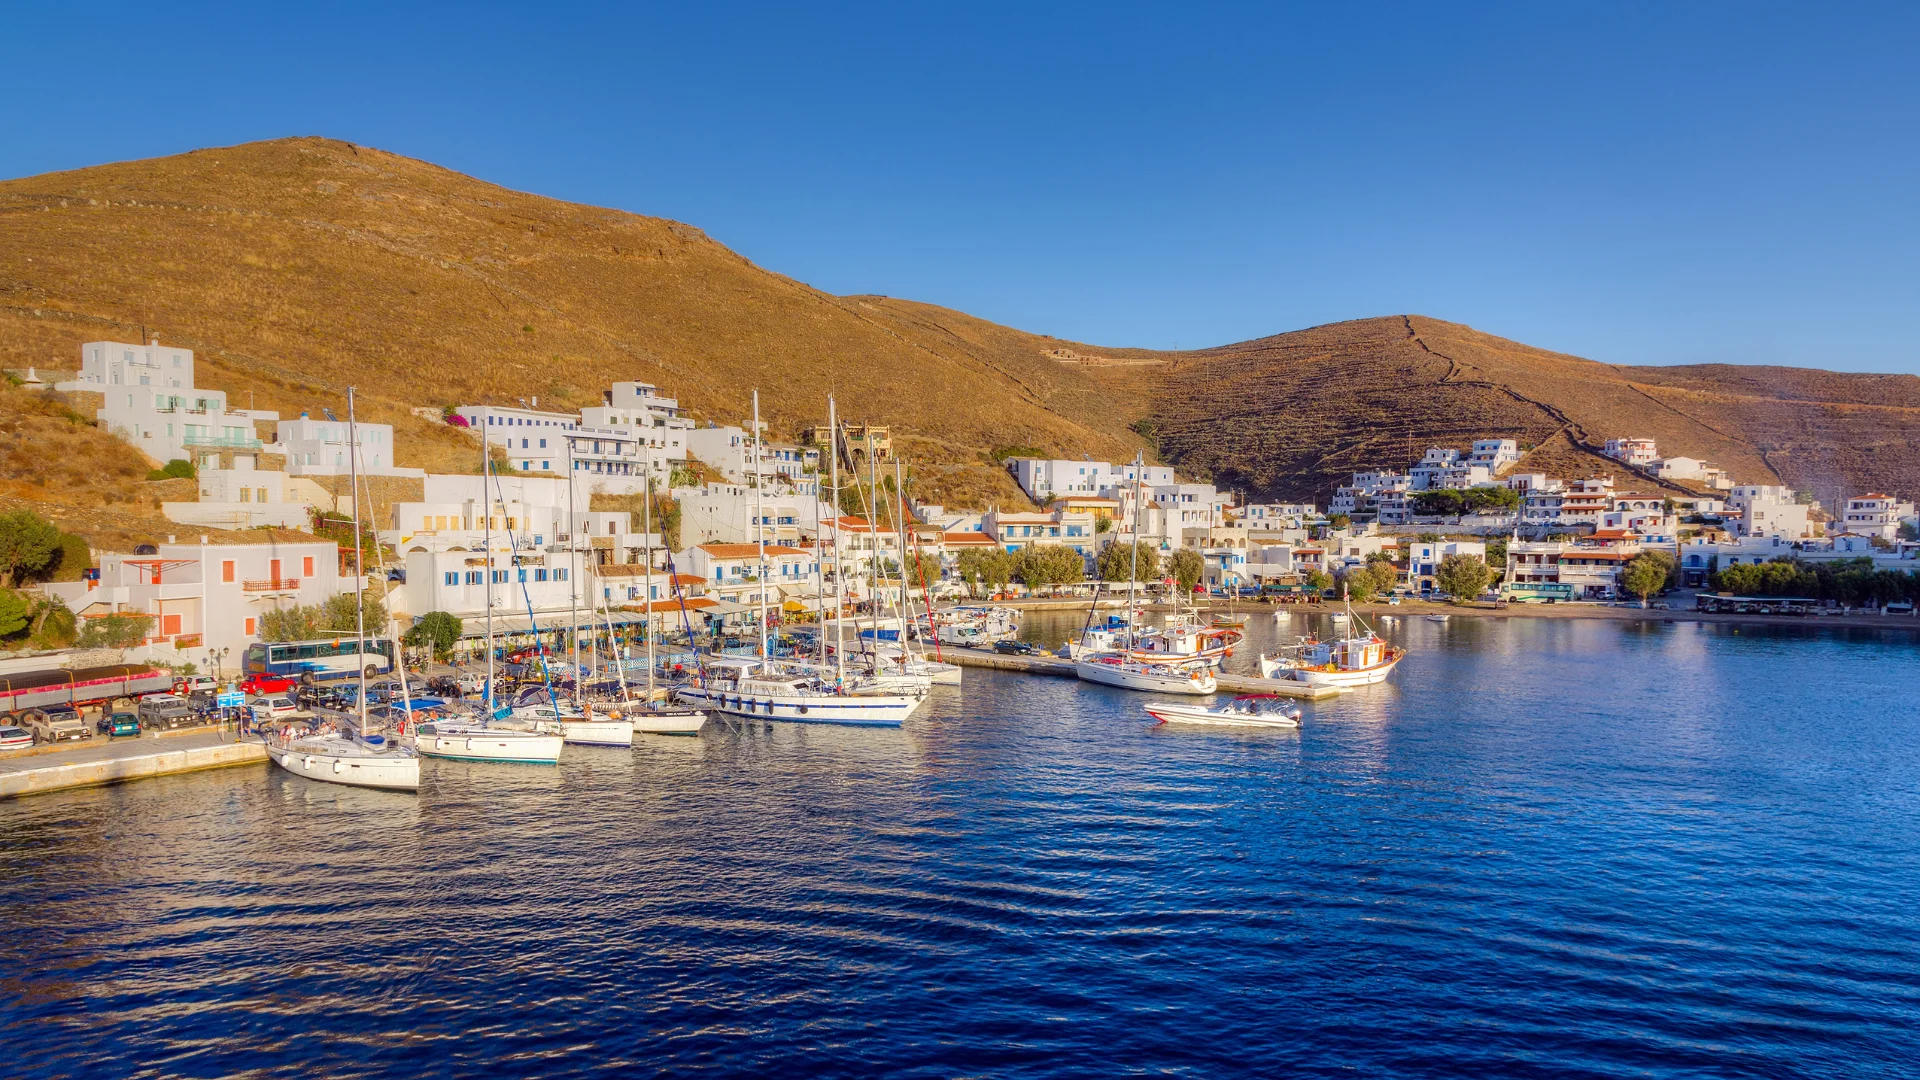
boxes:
[1258,604,1405,687]
[1143,694,1300,728]
[674,658,924,727]
[1075,653,1218,694]
[265,725,420,791]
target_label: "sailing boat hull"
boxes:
[625,707,708,735]
[412,726,565,763]
[559,718,635,747]
[266,739,421,791]
[674,685,918,727]
[1075,657,1218,694]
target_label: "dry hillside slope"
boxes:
[1,137,1914,538]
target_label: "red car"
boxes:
[240,673,297,696]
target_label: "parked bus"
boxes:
[243,638,395,684]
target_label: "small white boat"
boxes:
[1424,613,1450,623]
[265,728,420,791]
[412,720,565,764]
[1144,695,1300,728]
[620,703,708,736]
[1075,653,1218,694]
[1273,610,1290,623]
[505,703,634,747]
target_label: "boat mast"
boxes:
[751,390,770,661]
[865,430,885,669]
[892,454,911,661]
[483,407,494,715]
[1128,451,1142,653]
[829,397,844,686]
[642,455,655,702]
[566,431,580,705]
[348,386,368,732]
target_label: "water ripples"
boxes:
[2,617,1918,1077]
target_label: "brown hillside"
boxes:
[0,137,1139,513]
[1,137,1914,536]
[1079,315,1920,508]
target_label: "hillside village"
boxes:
[2,331,1917,670]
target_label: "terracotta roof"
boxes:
[619,597,717,613]
[694,543,811,558]
[941,532,997,545]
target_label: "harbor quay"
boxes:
[0,729,266,800]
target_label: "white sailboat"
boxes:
[265,387,421,792]
[674,657,924,727]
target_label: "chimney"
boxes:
[151,336,160,347]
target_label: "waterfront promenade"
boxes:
[0,730,266,800]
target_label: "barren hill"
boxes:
[1,137,1915,546]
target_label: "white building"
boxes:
[576,381,695,481]
[1841,494,1916,540]
[1406,539,1487,596]
[677,543,820,606]
[1469,439,1522,473]
[43,539,342,667]
[275,413,422,477]
[675,484,837,546]
[983,507,1098,561]
[162,455,314,530]
[70,338,275,466]
[1653,456,1732,489]
[1234,503,1315,532]
[398,545,588,631]
[1728,484,1813,540]
[1604,437,1659,468]
[1007,458,1119,502]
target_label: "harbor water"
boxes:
[3,615,1917,1077]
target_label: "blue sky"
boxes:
[4,2,1916,374]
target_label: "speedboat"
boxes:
[1424,613,1450,623]
[264,724,420,791]
[1144,695,1300,728]
[1075,653,1217,694]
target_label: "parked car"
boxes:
[0,724,35,750]
[173,674,219,697]
[137,694,196,731]
[248,693,299,719]
[240,673,297,696]
[97,707,141,738]
[994,640,1039,655]
[23,705,91,745]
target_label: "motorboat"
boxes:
[1144,694,1300,728]
[264,724,420,791]
[674,658,925,727]
[1424,613,1450,623]
[1075,653,1217,694]
[410,719,565,763]
[613,701,709,736]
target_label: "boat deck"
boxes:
[940,647,1343,699]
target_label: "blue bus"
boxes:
[243,638,395,683]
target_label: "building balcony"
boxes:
[242,577,302,592]
[185,433,264,450]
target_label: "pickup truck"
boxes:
[137,694,196,731]
[24,705,92,745]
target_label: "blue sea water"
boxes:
[2,615,1917,1078]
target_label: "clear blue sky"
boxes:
[4,2,1917,374]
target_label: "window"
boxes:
[303,556,315,576]
[517,568,528,583]
[493,569,509,584]
[444,571,459,586]
[222,561,235,583]
[245,617,256,636]
[257,488,268,503]
[539,438,547,448]
[238,488,251,503]
[534,568,548,582]
[555,568,567,582]
[466,571,483,585]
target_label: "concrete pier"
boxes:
[0,731,267,800]
[940,647,1343,700]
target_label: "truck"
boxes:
[22,704,91,745]
[137,694,196,731]
[0,665,173,725]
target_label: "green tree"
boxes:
[0,590,30,639]
[1168,548,1205,596]
[0,509,61,588]
[46,533,92,582]
[1434,553,1495,601]
[1015,545,1087,590]
[145,458,196,481]
[1094,516,1113,534]
[1621,554,1669,605]
[258,593,390,642]
[1327,513,1351,531]
[28,597,77,649]
[1097,540,1161,583]
[955,548,1015,597]
[403,611,465,660]
[1304,568,1333,596]
[1339,560,1397,602]
[1899,521,1919,542]
[76,612,153,649]
[1485,535,1508,569]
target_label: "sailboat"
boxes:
[1075,452,1218,696]
[264,385,421,792]
[411,406,565,765]
[586,457,706,735]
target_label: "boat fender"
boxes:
[333,760,344,774]
[797,704,807,715]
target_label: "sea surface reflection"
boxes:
[2,616,1917,1078]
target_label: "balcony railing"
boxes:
[242,578,302,592]
[184,434,264,450]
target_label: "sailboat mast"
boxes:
[643,456,655,700]
[752,390,769,660]
[892,454,910,660]
[566,432,580,704]
[865,432,883,667]
[348,387,368,730]
[829,397,844,685]
[482,407,494,714]
[1128,451,1142,652]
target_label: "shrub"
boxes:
[145,458,195,481]
[77,612,154,650]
